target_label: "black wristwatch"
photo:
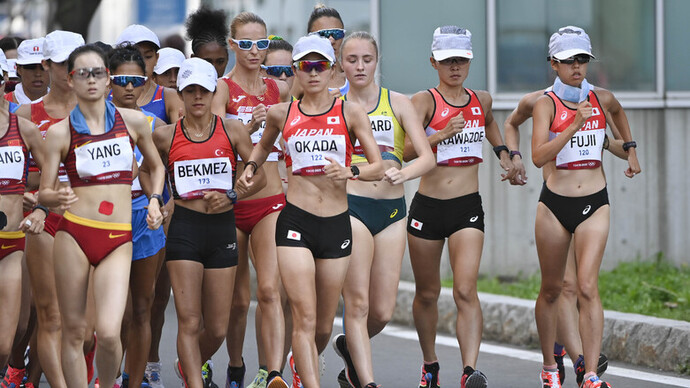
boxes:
[149,194,164,207]
[509,150,522,160]
[350,165,360,179]
[622,141,637,152]
[32,204,50,217]
[226,189,238,204]
[493,145,509,159]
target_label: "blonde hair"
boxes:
[230,12,266,39]
[340,31,379,63]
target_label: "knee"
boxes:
[95,332,120,353]
[256,284,280,307]
[540,282,563,304]
[577,278,599,303]
[561,277,578,300]
[178,313,203,336]
[230,292,251,315]
[37,306,62,333]
[453,283,478,307]
[62,320,87,344]
[345,295,369,321]
[291,309,316,335]
[414,286,441,306]
[368,303,394,333]
[132,296,154,325]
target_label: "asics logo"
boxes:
[389,209,398,218]
[290,116,301,126]
[232,95,247,103]
[341,239,351,249]
[441,107,450,117]
[1,244,17,249]
[560,111,568,120]
[109,233,126,239]
[582,205,591,215]
[470,216,479,222]
[272,203,284,210]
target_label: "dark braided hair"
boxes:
[109,44,146,74]
[307,4,343,32]
[185,5,229,55]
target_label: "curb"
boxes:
[391,281,690,373]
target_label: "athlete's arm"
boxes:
[226,118,266,199]
[404,90,465,161]
[504,91,541,185]
[38,121,77,209]
[277,79,291,102]
[477,90,515,180]
[13,104,31,120]
[211,80,230,117]
[386,91,434,184]
[18,118,48,233]
[237,103,287,190]
[333,101,384,181]
[164,87,184,123]
[531,96,592,168]
[596,89,640,177]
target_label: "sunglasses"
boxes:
[555,55,591,65]
[18,63,43,71]
[70,67,109,80]
[261,65,294,77]
[294,60,334,73]
[232,39,270,50]
[110,75,148,88]
[310,28,346,40]
[438,57,470,65]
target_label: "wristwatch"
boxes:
[149,194,164,207]
[226,189,238,204]
[350,165,360,179]
[622,141,637,152]
[509,150,522,160]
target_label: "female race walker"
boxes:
[238,34,383,388]
[185,5,229,80]
[38,43,165,388]
[209,11,290,388]
[531,26,639,388]
[151,57,264,388]
[332,31,435,388]
[405,26,515,388]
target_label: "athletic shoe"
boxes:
[24,383,35,388]
[418,361,440,388]
[225,361,246,388]
[115,375,124,388]
[540,369,561,388]
[0,366,25,388]
[86,334,97,384]
[461,366,487,388]
[175,359,188,388]
[363,384,380,388]
[574,354,609,386]
[203,360,219,388]
[337,369,351,388]
[247,369,268,388]
[581,375,611,388]
[554,344,566,385]
[287,352,302,388]
[265,374,289,388]
[332,334,360,388]
[146,362,165,388]
[319,353,326,377]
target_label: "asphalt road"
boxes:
[146,300,690,388]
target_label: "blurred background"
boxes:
[1,0,688,278]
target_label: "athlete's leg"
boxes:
[92,244,133,388]
[408,234,445,362]
[6,256,32,372]
[368,219,406,336]
[125,251,162,388]
[249,212,285,372]
[314,256,350,353]
[25,232,67,388]
[148,249,170,363]
[199,266,236,362]
[53,232,91,388]
[447,228,484,368]
[0,251,23,369]
[573,207,609,378]
[557,240,584,360]
[342,217,375,383]
[168,260,205,388]
[534,203,571,366]
[226,229,250,368]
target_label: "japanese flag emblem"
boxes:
[287,230,301,240]
[410,219,423,231]
[327,116,340,125]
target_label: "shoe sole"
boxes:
[465,374,488,388]
[331,335,360,387]
[337,369,352,388]
[267,377,289,388]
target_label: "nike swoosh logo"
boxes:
[1,244,17,249]
[38,119,51,128]
[109,233,126,239]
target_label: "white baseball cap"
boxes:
[431,26,473,60]
[548,26,595,60]
[0,49,9,73]
[292,34,335,62]
[177,57,217,92]
[44,30,85,63]
[16,38,45,65]
[154,47,186,75]
[7,59,17,78]
[116,24,161,48]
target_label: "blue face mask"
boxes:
[552,77,592,103]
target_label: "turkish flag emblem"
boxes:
[287,230,301,241]
[410,219,423,231]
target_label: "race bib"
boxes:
[556,128,605,169]
[74,136,133,180]
[436,126,485,166]
[354,115,395,155]
[173,157,233,199]
[288,134,346,175]
[0,146,25,180]
[228,110,282,162]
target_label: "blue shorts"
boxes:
[132,207,166,261]
[348,194,406,235]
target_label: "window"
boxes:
[665,0,690,92]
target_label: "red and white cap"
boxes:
[177,57,217,92]
[16,38,45,65]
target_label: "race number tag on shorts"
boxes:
[173,157,233,199]
[74,137,133,179]
[288,134,346,175]
[436,125,485,166]
[0,146,25,180]
[556,128,605,169]
[354,115,395,154]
